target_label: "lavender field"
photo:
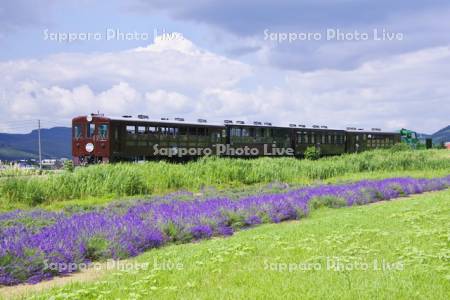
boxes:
[1,176,449,286]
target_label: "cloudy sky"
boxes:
[1,0,449,133]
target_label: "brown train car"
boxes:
[72,114,402,165]
[72,114,225,165]
[72,115,111,165]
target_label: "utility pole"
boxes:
[38,119,42,170]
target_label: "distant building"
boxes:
[16,161,35,169]
[445,142,450,150]
[42,159,57,166]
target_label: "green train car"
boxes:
[72,114,401,164]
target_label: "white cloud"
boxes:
[0,35,449,134]
[144,90,191,115]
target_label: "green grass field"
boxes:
[3,189,447,300]
[0,149,449,211]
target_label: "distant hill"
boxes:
[416,132,432,142]
[0,127,71,160]
[431,125,450,144]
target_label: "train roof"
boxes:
[108,116,225,127]
[74,115,399,134]
[344,128,399,134]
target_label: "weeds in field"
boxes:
[0,149,448,206]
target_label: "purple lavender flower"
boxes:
[0,175,448,285]
[190,225,213,239]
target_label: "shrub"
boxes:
[85,236,111,260]
[304,146,321,160]
[190,225,213,239]
[63,160,74,172]
[309,196,347,210]
[222,211,246,229]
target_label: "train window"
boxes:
[126,125,136,134]
[311,133,315,144]
[198,128,206,136]
[149,126,157,134]
[137,126,146,134]
[242,128,249,137]
[304,133,308,144]
[211,131,220,142]
[73,124,83,139]
[188,127,196,135]
[231,128,242,137]
[363,134,367,141]
[356,135,359,141]
[328,135,332,144]
[98,124,108,139]
[322,135,326,144]
[179,127,187,135]
[255,128,264,137]
[87,123,95,137]
[264,128,272,137]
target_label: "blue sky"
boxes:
[0,0,449,133]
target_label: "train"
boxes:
[72,114,401,165]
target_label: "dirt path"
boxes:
[0,260,117,299]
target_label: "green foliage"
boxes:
[0,149,449,208]
[389,143,411,152]
[161,221,193,244]
[222,211,247,229]
[85,236,110,261]
[0,254,13,267]
[304,146,321,160]
[64,160,74,172]
[309,196,347,210]
[0,217,54,233]
[0,178,46,206]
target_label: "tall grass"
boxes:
[0,149,449,206]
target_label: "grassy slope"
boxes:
[13,189,449,300]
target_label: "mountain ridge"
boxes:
[0,127,71,160]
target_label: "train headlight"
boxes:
[86,143,94,153]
